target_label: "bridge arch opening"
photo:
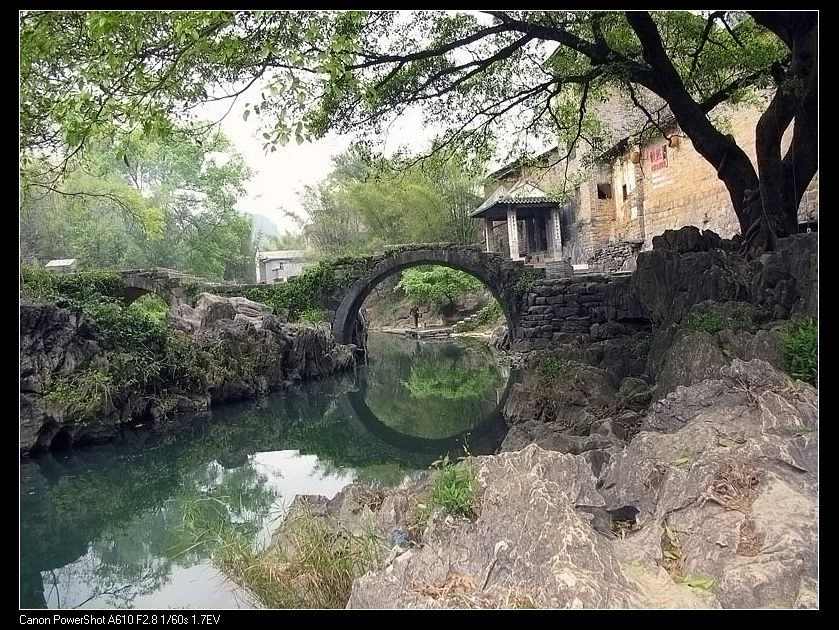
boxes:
[332,249,520,347]
[126,293,170,319]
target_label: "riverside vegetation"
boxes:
[19,264,358,452]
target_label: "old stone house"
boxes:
[472,97,819,273]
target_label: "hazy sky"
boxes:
[198,90,433,234]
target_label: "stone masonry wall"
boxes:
[511,274,643,353]
[481,98,818,267]
[638,103,818,248]
[586,241,642,273]
[510,228,817,354]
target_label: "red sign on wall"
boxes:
[649,145,668,171]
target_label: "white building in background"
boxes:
[45,259,78,274]
[254,250,312,284]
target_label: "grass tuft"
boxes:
[190,502,381,609]
[780,316,817,385]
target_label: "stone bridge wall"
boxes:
[512,274,643,352]
[511,227,818,352]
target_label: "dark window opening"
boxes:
[622,184,628,201]
[597,183,612,200]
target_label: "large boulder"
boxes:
[654,331,728,397]
[629,227,817,326]
[168,293,279,333]
[602,359,818,608]
[19,301,106,450]
[347,445,717,609]
[502,361,617,435]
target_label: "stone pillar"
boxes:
[507,208,522,260]
[484,219,495,253]
[551,208,563,260]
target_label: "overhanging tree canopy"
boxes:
[20,10,817,247]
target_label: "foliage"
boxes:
[259,230,308,251]
[298,307,327,326]
[453,299,504,333]
[514,269,540,296]
[129,293,169,323]
[429,457,478,519]
[537,356,572,381]
[244,262,337,320]
[396,266,484,309]
[403,360,499,401]
[86,301,169,355]
[21,266,170,355]
[286,145,485,253]
[19,265,59,301]
[21,266,124,303]
[213,509,381,608]
[410,455,479,536]
[685,305,754,334]
[20,127,254,282]
[364,333,505,440]
[628,332,653,359]
[21,10,816,241]
[780,316,818,385]
[44,368,114,418]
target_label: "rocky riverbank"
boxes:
[267,358,816,609]
[20,293,360,453]
[229,228,818,609]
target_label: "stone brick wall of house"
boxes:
[557,194,588,264]
[636,103,818,248]
[587,162,618,250]
[481,97,818,266]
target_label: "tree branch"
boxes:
[689,11,724,77]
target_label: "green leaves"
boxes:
[681,575,715,591]
[428,459,478,519]
[781,316,818,385]
[396,267,484,308]
[21,126,254,281]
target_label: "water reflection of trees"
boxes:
[21,336,506,608]
[364,334,505,439]
[22,449,279,609]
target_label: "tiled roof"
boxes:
[495,196,560,205]
[469,195,560,218]
[256,250,310,261]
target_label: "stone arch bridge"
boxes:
[113,247,541,343]
[111,244,648,352]
[325,245,535,345]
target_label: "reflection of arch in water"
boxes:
[338,371,517,468]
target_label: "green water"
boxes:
[20,333,510,609]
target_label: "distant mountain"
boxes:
[250,213,279,238]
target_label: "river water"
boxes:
[20,333,510,609]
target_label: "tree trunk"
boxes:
[751,12,818,239]
[625,12,759,235]
[627,11,818,244]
